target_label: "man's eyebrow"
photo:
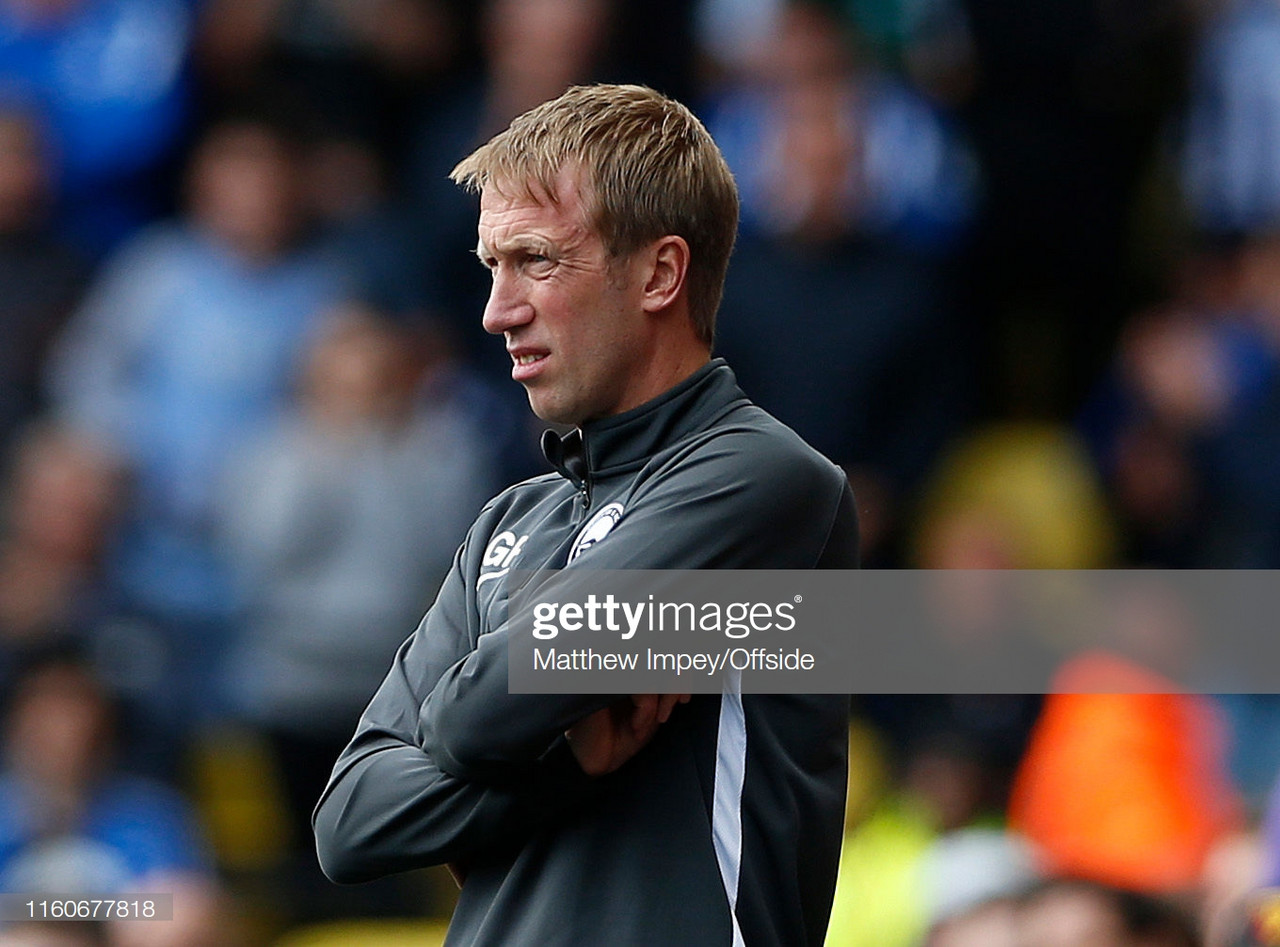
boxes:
[475,236,556,260]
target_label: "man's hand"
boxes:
[565,694,690,777]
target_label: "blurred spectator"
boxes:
[1182,0,1280,238]
[705,1,976,252]
[0,107,87,458]
[406,0,618,386]
[1020,883,1142,947]
[824,789,936,947]
[313,118,445,327]
[837,0,975,102]
[1009,653,1242,895]
[1198,828,1265,947]
[1257,774,1280,895]
[928,880,1199,947]
[826,728,1039,947]
[1132,2,1280,569]
[924,895,1019,947]
[695,0,784,79]
[0,0,195,256]
[1217,693,1280,813]
[1018,880,1199,947]
[1080,235,1280,569]
[215,303,496,853]
[44,110,350,753]
[922,824,1040,927]
[390,0,626,484]
[0,648,224,946]
[1187,234,1280,569]
[195,0,464,164]
[705,0,976,563]
[911,422,1118,570]
[696,0,973,101]
[1081,300,1237,567]
[0,424,122,681]
[0,921,108,945]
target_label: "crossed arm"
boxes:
[312,551,686,884]
[314,432,845,882]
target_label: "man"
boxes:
[313,84,859,946]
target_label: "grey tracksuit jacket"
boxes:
[313,360,859,946]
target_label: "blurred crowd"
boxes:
[2,0,1280,943]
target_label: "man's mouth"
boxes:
[511,350,549,381]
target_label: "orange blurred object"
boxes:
[1009,652,1241,893]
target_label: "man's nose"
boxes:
[482,269,533,336]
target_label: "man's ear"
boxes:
[639,236,690,313]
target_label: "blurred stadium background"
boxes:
[1,0,1279,943]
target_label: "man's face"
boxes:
[478,169,651,425]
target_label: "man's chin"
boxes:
[526,392,578,427]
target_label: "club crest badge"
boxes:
[568,502,625,562]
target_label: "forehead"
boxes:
[478,168,596,237]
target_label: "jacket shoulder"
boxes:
[472,471,565,522]
[678,402,849,496]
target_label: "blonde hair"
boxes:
[450,84,739,347]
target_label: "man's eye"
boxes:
[522,254,556,275]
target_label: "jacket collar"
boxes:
[541,359,748,489]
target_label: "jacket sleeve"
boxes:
[419,430,856,784]
[312,539,596,883]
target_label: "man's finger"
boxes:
[628,694,660,734]
[656,693,691,723]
